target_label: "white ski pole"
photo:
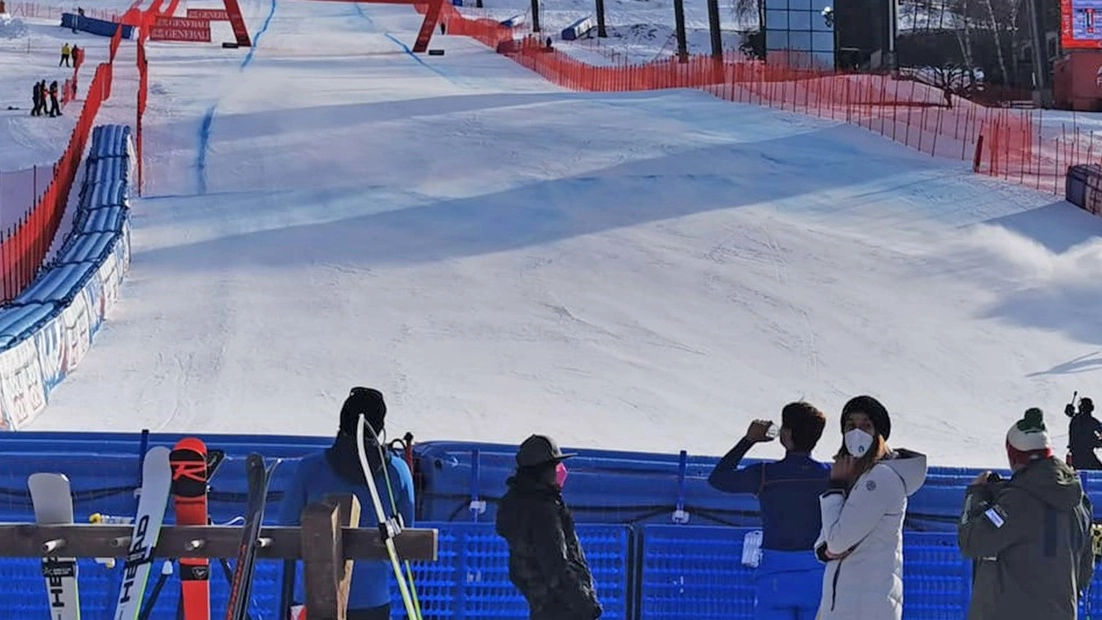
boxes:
[356,414,420,620]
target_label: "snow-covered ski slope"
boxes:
[22,0,1102,468]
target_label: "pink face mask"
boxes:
[555,462,569,488]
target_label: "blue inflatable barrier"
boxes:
[8,262,98,307]
[88,125,133,159]
[561,15,596,40]
[61,13,134,39]
[73,206,129,235]
[0,303,58,347]
[500,14,525,28]
[85,157,129,185]
[79,179,130,210]
[54,232,120,266]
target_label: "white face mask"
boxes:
[845,428,874,457]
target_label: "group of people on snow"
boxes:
[276,388,1101,620]
[30,80,62,118]
[26,43,80,118]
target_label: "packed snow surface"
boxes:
[12,0,1102,469]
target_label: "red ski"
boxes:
[171,438,219,620]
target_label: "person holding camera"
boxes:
[959,408,1095,620]
[707,402,830,620]
[1066,396,1102,470]
[814,395,927,620]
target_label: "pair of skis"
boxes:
[27,444,174,620]
[29,438,274,620]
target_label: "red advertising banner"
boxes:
[187,8,230,20]
[149,17,212,42]
[1063,0,1102,50]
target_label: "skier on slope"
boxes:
[1065,396,1102,470]
[495,434,602,620]
[277,387,415,620]
[707,402,830,620]
[814,395,928,620]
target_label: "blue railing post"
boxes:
[673,449,689,524]
[469,448,485,522]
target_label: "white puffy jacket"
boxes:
[814,449,928,620]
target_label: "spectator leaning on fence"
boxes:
[814,395,928,620]
[495,434,602,620]
[277,387,415,620]
[707,402,830,620]
[958,408,1095,620]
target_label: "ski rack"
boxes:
[0,494,438,620]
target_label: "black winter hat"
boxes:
[339,387,386,436]
[516,434,576,468]
[841,395,891,441]
[1082,398,1095,416]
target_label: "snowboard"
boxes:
[171,437,215,620]
[28,472,81,620]
[225,453,279,620]
[114,446,172,620]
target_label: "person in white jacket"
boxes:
[814,395,928,620]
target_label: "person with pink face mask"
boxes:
[495,434,602,620]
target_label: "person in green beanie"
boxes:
[959,407,1096,620]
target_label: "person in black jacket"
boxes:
[495,434,602,620]
[31,81,41,116]
[48,81,60,117]
[1066,396,1102,470]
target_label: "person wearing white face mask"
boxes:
[813,395,928,620]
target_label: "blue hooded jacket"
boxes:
[277,441,415,610]
[708,437,829,551]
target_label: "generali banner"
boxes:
[187,8,230,20]
[149,16,212,42]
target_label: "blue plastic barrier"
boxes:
[386,522,631,619]
[0,433,1095,617]
[637,527,976,619]
[61,13,134,39]
[561,15,596,41]
[413,441,1044,530]
[499,14,525,28]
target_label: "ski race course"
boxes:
[3,0,1102,617]
[8,0,1102,470]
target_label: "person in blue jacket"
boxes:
[278,387,415,620]
[708,401,830,620]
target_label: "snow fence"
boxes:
[0,125,132,430]
[0,431,1096,618]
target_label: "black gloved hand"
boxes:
[1067,403,1077,417]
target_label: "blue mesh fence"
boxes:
[387,522,632,620]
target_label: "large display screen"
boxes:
[1063,0,1102,50]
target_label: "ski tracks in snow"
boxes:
[758,221,823,382]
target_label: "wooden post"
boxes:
[303,495,361,620]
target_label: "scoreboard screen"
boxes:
[1064,0,1102,49]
